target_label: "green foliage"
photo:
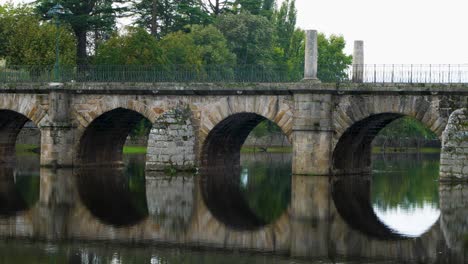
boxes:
[250,119,282,138]
[188,25,236,65]
[216,12,274,65]
[159,31,203,67]
[129,118,153,138]
[269,1,351,82]
[371,154,439,210]
[272,0,296,55]
[0,0,353,84]
[94,27,163,65]
[0,4,76,66]
[235,0,263,15]
[199,0,236,16]
[125,159,149,217]
[35,0,128,64]
[15,174,40,209]
[240,154,291,223]
[132,0,211,38]
[317,33,353,82]
[377,116,438,140]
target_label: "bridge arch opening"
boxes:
[0,110,41,165]
[78,107,152,166]
[332,114,441,238]
[77,108,151,226]
[0,110,41,216]
[201,113,292,230]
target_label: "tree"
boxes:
[159,31,203,68]
[261,0,275,18]
[216,12,274,65]
[131,0,211,39]
[35,0,128,65]
[317,33,353,82]
[199,0,235,16]
[93,27,164,65]
[235,0,262,15]
[272,0,296,56]
[188,25,236,65]
[0,4,76,66]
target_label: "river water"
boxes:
[0,151,466,263]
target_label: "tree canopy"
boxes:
[0,0,354,83]
[35,0,128,64]
[0,4,76,66]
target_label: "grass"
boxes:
[241,146,292,153]
[123,146,147,154]
[16,144,39,156]
[15,145,149,155]
[14,144,440,156]
[372,146,441,154]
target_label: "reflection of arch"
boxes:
[200,109,292,230]
[331,176,403,240]
[0,167,38,216]
[78,108,150,166]
[76,166,148,226]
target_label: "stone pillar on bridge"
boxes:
[440,108,468,181]
[292,93,333,176]
[304,30,319,81]
[40,84,75,168]
[352,40,364,83]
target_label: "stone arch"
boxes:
[77,107,152,166]
[332,95,446,174]
[73,99,157,132]
[0,95,48,127]
[73,98,162,166]
[198,96,293,230]
[198,96,293,150]
[0,96,46,164]
[0,95,47,163]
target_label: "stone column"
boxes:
[440,108,468,181]
[352,40,364,83]
[292,93,333,175]
[304,30,319,80]
[40,84,75,168]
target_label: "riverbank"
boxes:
[14,145,442,156]
[372,147,440,154]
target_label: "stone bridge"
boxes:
[0,81,467,180]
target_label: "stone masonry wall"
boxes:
[146,106,195,171]
[440,108,468,181]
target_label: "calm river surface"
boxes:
[0,151,466,263]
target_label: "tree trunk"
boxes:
[151,0,158,37]
[75,29,88,66]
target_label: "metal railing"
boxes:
[347,64,468,84]
[2,64,468,84]
[0,65,303,83]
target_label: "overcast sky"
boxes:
[2,0,467,64]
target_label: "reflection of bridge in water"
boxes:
[0,166,466,263]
